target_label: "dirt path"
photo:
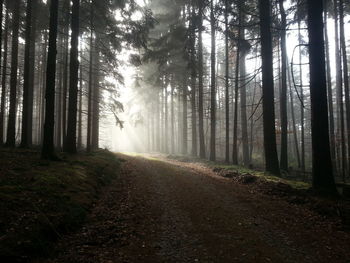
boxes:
[40,154,350,263]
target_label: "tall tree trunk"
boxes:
[56,35,64,150]
[339,0,350,180]
[297,13,306,173]
[21,0,37,148]
[258,0,280,175]
[92,45,99,151]
[182,74,188,155]
[239,9,249,167]
[0,6,9,144]
[224,0,230,163]
[165,77,169,153]
[61,0,70,148]
[278,0,288,171]
[232,27,240,165]
[288,69,301,169]
[6,0,20,147]
[157,87,161,151]
[198,0,205,158]
[28,0,37,146]
[77,45,83,150]
[65,0,80,153]
[209,0,216,161]
[171,75,175,153]
[190,4,197,157]
[307,0,337,194]
[39,33,48,144]
[334,0,347,178]
[324,0,337,175]
[87,1,93,152]
[41,0,59,159]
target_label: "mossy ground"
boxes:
[167,154,310,190]
[0,148,121,262]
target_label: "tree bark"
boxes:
[92,44,99,151]
[278,0,288,171]
[324,0,337,174]
[209,0,216,161]
[77,45,83,150]
[307,0,337,194]
[333,0,347,178]
[198,0,205,158]
[190,4,197,157]
[41,0,59,159]
[87,1,94,153]
[182,74,188,155]
[0,6,8,144]
[258,0,280,175]
[224,0,230,163]
[65,0,80,153]
[21,0,37,148]
[339,0,350,180]
[6,0,20,147]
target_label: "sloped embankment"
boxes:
[0,148,121,262]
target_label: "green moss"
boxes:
[0,148,121,261]
[168,155,310,190]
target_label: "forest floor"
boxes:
[36,153,350,263]
[0,148,121,262]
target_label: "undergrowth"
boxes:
[0,148,121,262]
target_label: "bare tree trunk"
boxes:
[21,0,37,148]
[297,15,306,173]
[87,2,94,152]
[198,0,205,158]
[65,0,80,153]
[92,44,99,151]
[171,75,175,154]
[232,36,240,165]
[77,45,83,150]
[209,0,216,161]
[6,0,20,147]
[278,0,288,171]
[182,74,188,155]
[190,4,197,157]
[307,0,337,194]
[258,0,280,175]
[41,0,59,159]
[239,8,249,167]
[339,0,350,180]
[287,58,301,168]
[323,0,336,175]
[164,76,169,153]
[334,0,347,179]
[0,7,9,144]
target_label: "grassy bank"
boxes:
[167,154,310,189]
[0,148,121,262]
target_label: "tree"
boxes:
[209,0,216,161]
[258,0,280,175]
[6,0,20,147]
[224,0,230,163]
[21,0,38,148]
[232,2,241,165]
[65,0,80,153]
[307,0,337,194]
[197,0,206,159]
[41,0,59,159]
[239,8,250,167]
[0,2,8,144]
[339,0,350,178]
[278,0,288,171]
[190,3,197,157]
